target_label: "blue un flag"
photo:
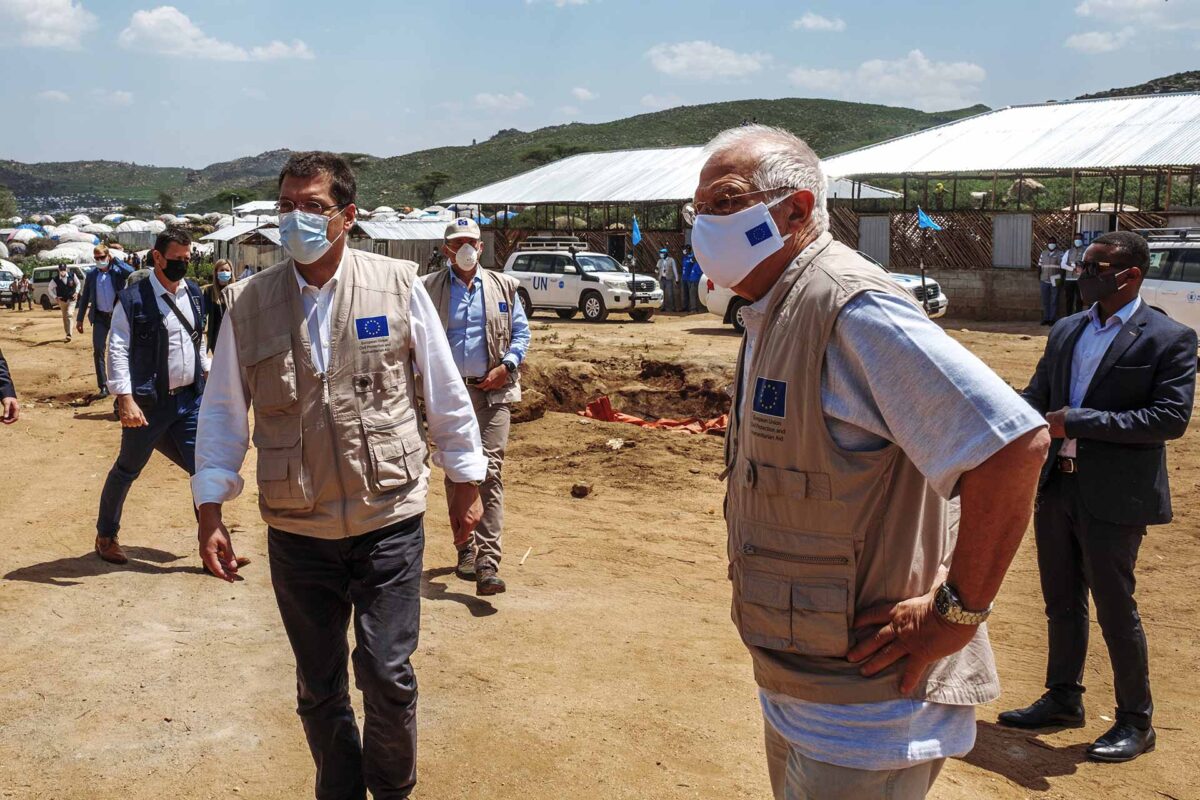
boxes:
[917,207,943,231]
[631,216,642,245]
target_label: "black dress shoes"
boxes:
[998,694,1085,729]
[1087,722,1156,763]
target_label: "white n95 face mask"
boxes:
[454,243,479,270]
[280,208,344,265]
[691,196,791,289]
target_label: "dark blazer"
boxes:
[76,259,132,324]
[0,347,14,400]
[1022,302,1197,526]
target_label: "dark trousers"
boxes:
[1062,281,1081,317]
[1035,472,1152,728]
[91,311,112,390]
[268,514,424,800]
[96,386,199,537]
[1040,281,1058,323]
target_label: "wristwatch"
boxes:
[933,582,992,626]
[502,361,516,374]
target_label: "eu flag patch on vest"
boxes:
[355,316,389,340]
[753,377,787,417]
[745,222,773,247]
[499,302,509,312]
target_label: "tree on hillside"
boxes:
[411,171,451,206]
[123,203,149,216]
[0,184,17,219]
[157,191,176,214]
[214,188,257,207]
[521,143,588,166]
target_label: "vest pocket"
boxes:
[252,416,312,512]
[245,333,297,412]
[363,418,424,492]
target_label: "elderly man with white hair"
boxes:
[694,125,1050,799]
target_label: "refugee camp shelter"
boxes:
[440,145,899,270]
[818,92,1200,317]
[201,222,283,270]
[232,200,279,218]
[348,219,450,273]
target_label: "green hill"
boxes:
[0,159,187,203]
[1077,69,1200,99]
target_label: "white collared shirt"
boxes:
[191,252,487,508]
[107,272,210,395]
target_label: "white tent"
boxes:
[159,214,178,224]
[82,223,113,234]
[115,219,151,232]
[372,206,396,216]
[6,216,21,225]
[183,213,204,222]
[102,213,125,223]
[51,223,79,236]
[0,243,9,260]
[57,231,99,244]
[41,242,95,263]
[147,220,167,233]
[37,215,55,224]
[7,229,40,244]
[215,215,234,229]
[202,212,222,223]
[68,214,91,226]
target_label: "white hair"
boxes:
[704,124,829,234]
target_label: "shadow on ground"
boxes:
[4,545,209,587]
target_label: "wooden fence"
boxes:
[889,209,992,269]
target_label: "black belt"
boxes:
[1056,456,1077,474]
[95,310,113,322]
[168,383,195,396]
[464,376,485,386]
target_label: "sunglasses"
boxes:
[1075,259,1130,276]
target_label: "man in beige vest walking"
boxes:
[691,125,1051,799]
[193,152,485,800]
[422,218,530,596]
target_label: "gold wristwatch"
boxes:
[934,582,992,626]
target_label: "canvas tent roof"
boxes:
[821,93,1200,178]
[440,145,901,206]
[353,220,450,241]
[233,200,278,215]
[200,221,267,242]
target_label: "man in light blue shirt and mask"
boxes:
[76,244,133,398]
[422,218,531,596]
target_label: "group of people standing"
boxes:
[656,243,703,312]
[1037,234,1090,325]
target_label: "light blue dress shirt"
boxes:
[446,271,530,379]
[95,268,116,313]
[1061,296,1141,457]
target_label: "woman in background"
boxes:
[203,259,236,354]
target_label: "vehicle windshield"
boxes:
[575,254,626,273]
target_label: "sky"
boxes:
[2,0,1198,167]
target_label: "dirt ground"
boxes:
[1,306,1198,800]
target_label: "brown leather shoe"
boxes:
[95,536,128,565]
[476,566,506,596]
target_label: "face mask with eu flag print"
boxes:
[690,196,792,289]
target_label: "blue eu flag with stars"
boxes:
[752,377,787,417]
[355,315,389,340]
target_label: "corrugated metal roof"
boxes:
[823,93,1200,178]
[353,219,448,241]
[200,221,264,242]
[441,146,899,205]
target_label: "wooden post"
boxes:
[1016,172,1023,211]
[992,172,998,210]
[1165,168,1174,214]
[1190,169,1197,208]
[902,176,908,212]
[1069,170,1078,213]
[951,176,958,211]
[1153,170,1162,211]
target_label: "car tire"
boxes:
[728,298,749,334]
[555,308,577,320]
[517,289,534,317]
[581,291,608,322]
[40,295,52,311]
[629,308,654,322]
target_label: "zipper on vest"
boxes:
[740,543,848,566]
[321,372,351,538]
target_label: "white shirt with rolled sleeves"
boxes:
[191,261,486,510]
[106,271,210,396]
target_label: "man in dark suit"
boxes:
[76,244,133,398]
[1000,231,1197,763]
[0,347,17,424]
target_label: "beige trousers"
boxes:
[445,387,510,571]
[58,300,73,337]
[765,717,945,800]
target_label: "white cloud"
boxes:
[36,89,70,103]
[787,49,985,111]
[571,86,596,101]
[473,91,532,110]
[640,93,683,110]
[118,6,314,61]
[792,12,846,32]
[645,41,769,80]
[0,0,97,49]
[1065,27,1134,52]
[1074,0,1200,34]
[92,88,134,106]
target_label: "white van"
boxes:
[1139,229,1200,339]
[503,236,663,323]
[31,264,90,310]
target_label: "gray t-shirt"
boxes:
[743,289,1046,770]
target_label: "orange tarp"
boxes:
[578,396,728,435]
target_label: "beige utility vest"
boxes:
[726,234,999,705]
[421,267,522,405]
[223,248,429,539]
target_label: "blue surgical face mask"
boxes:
[216,270,232,283]
[279,208,344,265]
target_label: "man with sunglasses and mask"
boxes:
[1001,231,1196,763]
[95,227,209,565]
[693,125,1050,799]
[193,151,485,799]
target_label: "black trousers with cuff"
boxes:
[268,513,424,800]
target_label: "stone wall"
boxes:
[923,267,1043,321]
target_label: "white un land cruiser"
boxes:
[503,236,664,323]
[1138,228,1200,342]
